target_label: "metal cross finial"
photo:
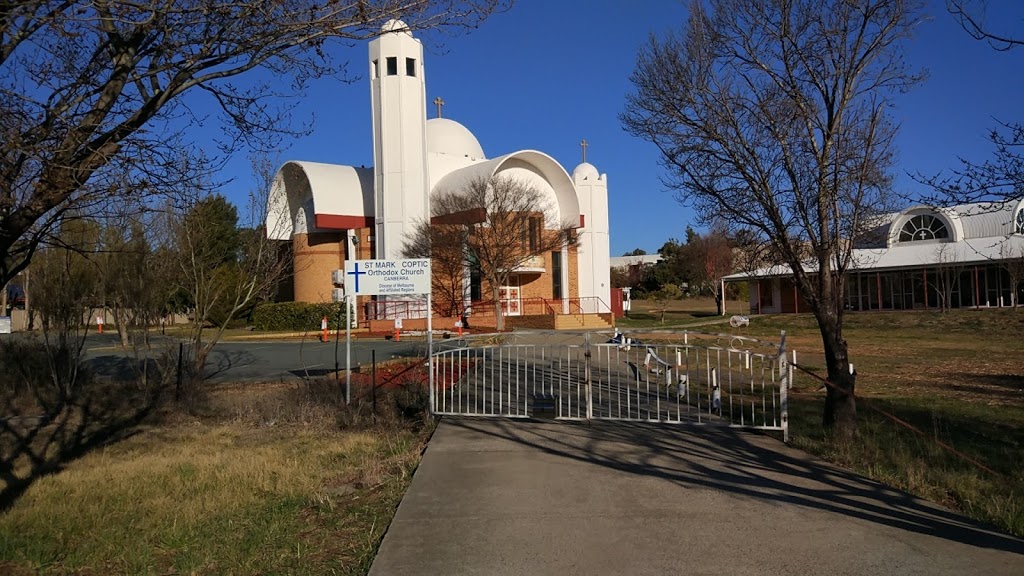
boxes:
[433,96,445,118]
[580,139,588,163]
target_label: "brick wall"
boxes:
[293,227,375,304]
[293,232,344,303]
[506,315,556,330]
[568,244,579,298]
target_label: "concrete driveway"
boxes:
[369,418,1024,576]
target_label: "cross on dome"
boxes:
[433,96,445,118]
[580,139,588,163]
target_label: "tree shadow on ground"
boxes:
[0,381,161,513]
[945,373,1024,400]
[441,417,1024,555]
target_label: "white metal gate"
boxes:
[430,330,791,441]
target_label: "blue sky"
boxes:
[210,0,1024,256]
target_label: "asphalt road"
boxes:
[74,332,425,383]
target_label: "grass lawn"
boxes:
[617,297,745,328]
[0,383,431,575]
[711,306,1024,537]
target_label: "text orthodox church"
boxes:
[267,20,612,329]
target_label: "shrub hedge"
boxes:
[251,302,350,331]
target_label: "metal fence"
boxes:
[430,329,791,440]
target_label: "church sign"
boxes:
[344,259,431,296]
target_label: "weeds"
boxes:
[0,368,435,575]
[763,308,1024,537]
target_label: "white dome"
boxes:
[573,162,599,181]
[426,118,485,159]
[381,19,410,34]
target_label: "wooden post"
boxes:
[756,281,762,315]
[793,281,798,314]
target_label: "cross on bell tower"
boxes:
[580,139,589,163]
[434,96,445,118]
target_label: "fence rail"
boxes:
[429,329,790,440]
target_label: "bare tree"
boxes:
[929,244,966,312]
[0,0,508,290]
[948,0,1024,52]
[622,0,922,437]
[0,216,166,509]
[1000,243,1024,308]
[921,3,1023,205]
[168,157,291,384]
[402,219,470,318]
[405,175,574,331]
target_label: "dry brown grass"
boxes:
[733,308,1024,536]
[0,382,432,575]
[618,297,748,327]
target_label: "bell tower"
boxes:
[573,147,612,313]
[368,20,429,260]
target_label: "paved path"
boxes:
[369,418,1024,576]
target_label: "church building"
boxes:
[266,21,613,329]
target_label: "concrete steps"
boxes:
[553,314,613,331]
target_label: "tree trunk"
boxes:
[715,292,724,316]
[818,313,857,439]
[492,283,504,332]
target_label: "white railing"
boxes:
[429,330,790,440]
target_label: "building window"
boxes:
[760,280,774,308]
[521,216,541,251]
[898,214,949,242]
[386,57,397,76]
[406,57,416,76]
[372,59,378,78]
[551,251,563,299]
[1016,209,1024,235]
[470,267,482,302]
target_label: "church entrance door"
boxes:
[499,285,522,316]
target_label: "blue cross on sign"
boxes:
[347,262,366,293]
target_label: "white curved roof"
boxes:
[573,162,600,181]
[884,201,1023,246]
[953,202,1020,238]
[432,150,581,226]
[426,118,485,159]
[266,161,374,240]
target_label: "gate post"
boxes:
[584,332,593,421]
[778,330,789,442]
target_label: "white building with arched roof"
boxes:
[267,21,612,329]
[724,199,1024,314]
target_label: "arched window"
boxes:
[898,214,949,242]
[1016,209,1024,235]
